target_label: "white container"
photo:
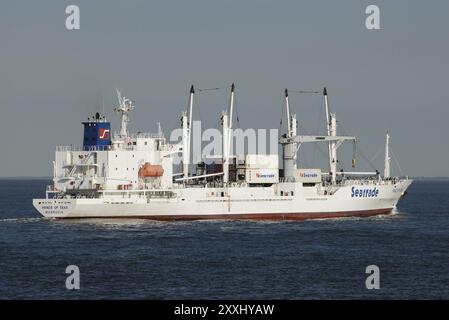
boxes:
[246,168,279,184]
[245,154,278,169]
[297,169,322,183]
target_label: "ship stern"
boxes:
[33,198,75,218]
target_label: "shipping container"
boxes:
[297,169,322,183]
[245,154,278,169]
[245,168,279,184]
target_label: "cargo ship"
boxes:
[33,85,412,220]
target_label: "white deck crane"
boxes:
[182,85,195,178]
[222,83,235,184]
[279,87,356,184]
[384,132,391,179]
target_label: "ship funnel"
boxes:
[82,113,111,150]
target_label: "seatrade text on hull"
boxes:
[351,186,380,198]
[33,85,412,220]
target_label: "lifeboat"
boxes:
[139,162,164,178]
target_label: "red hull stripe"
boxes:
[58,208,393,221]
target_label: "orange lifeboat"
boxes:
[139,162,164,178]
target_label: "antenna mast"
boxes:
[114,89,134,137]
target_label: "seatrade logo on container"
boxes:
[299,172,319,179]
[256,172,275,178]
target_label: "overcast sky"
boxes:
[0,0,448,177]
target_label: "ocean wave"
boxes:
[49,218,175,231]
[0,217,43,223]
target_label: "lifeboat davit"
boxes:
[139,163,164,178]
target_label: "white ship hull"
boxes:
[33,180,412,220]
[32,86,413,221]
